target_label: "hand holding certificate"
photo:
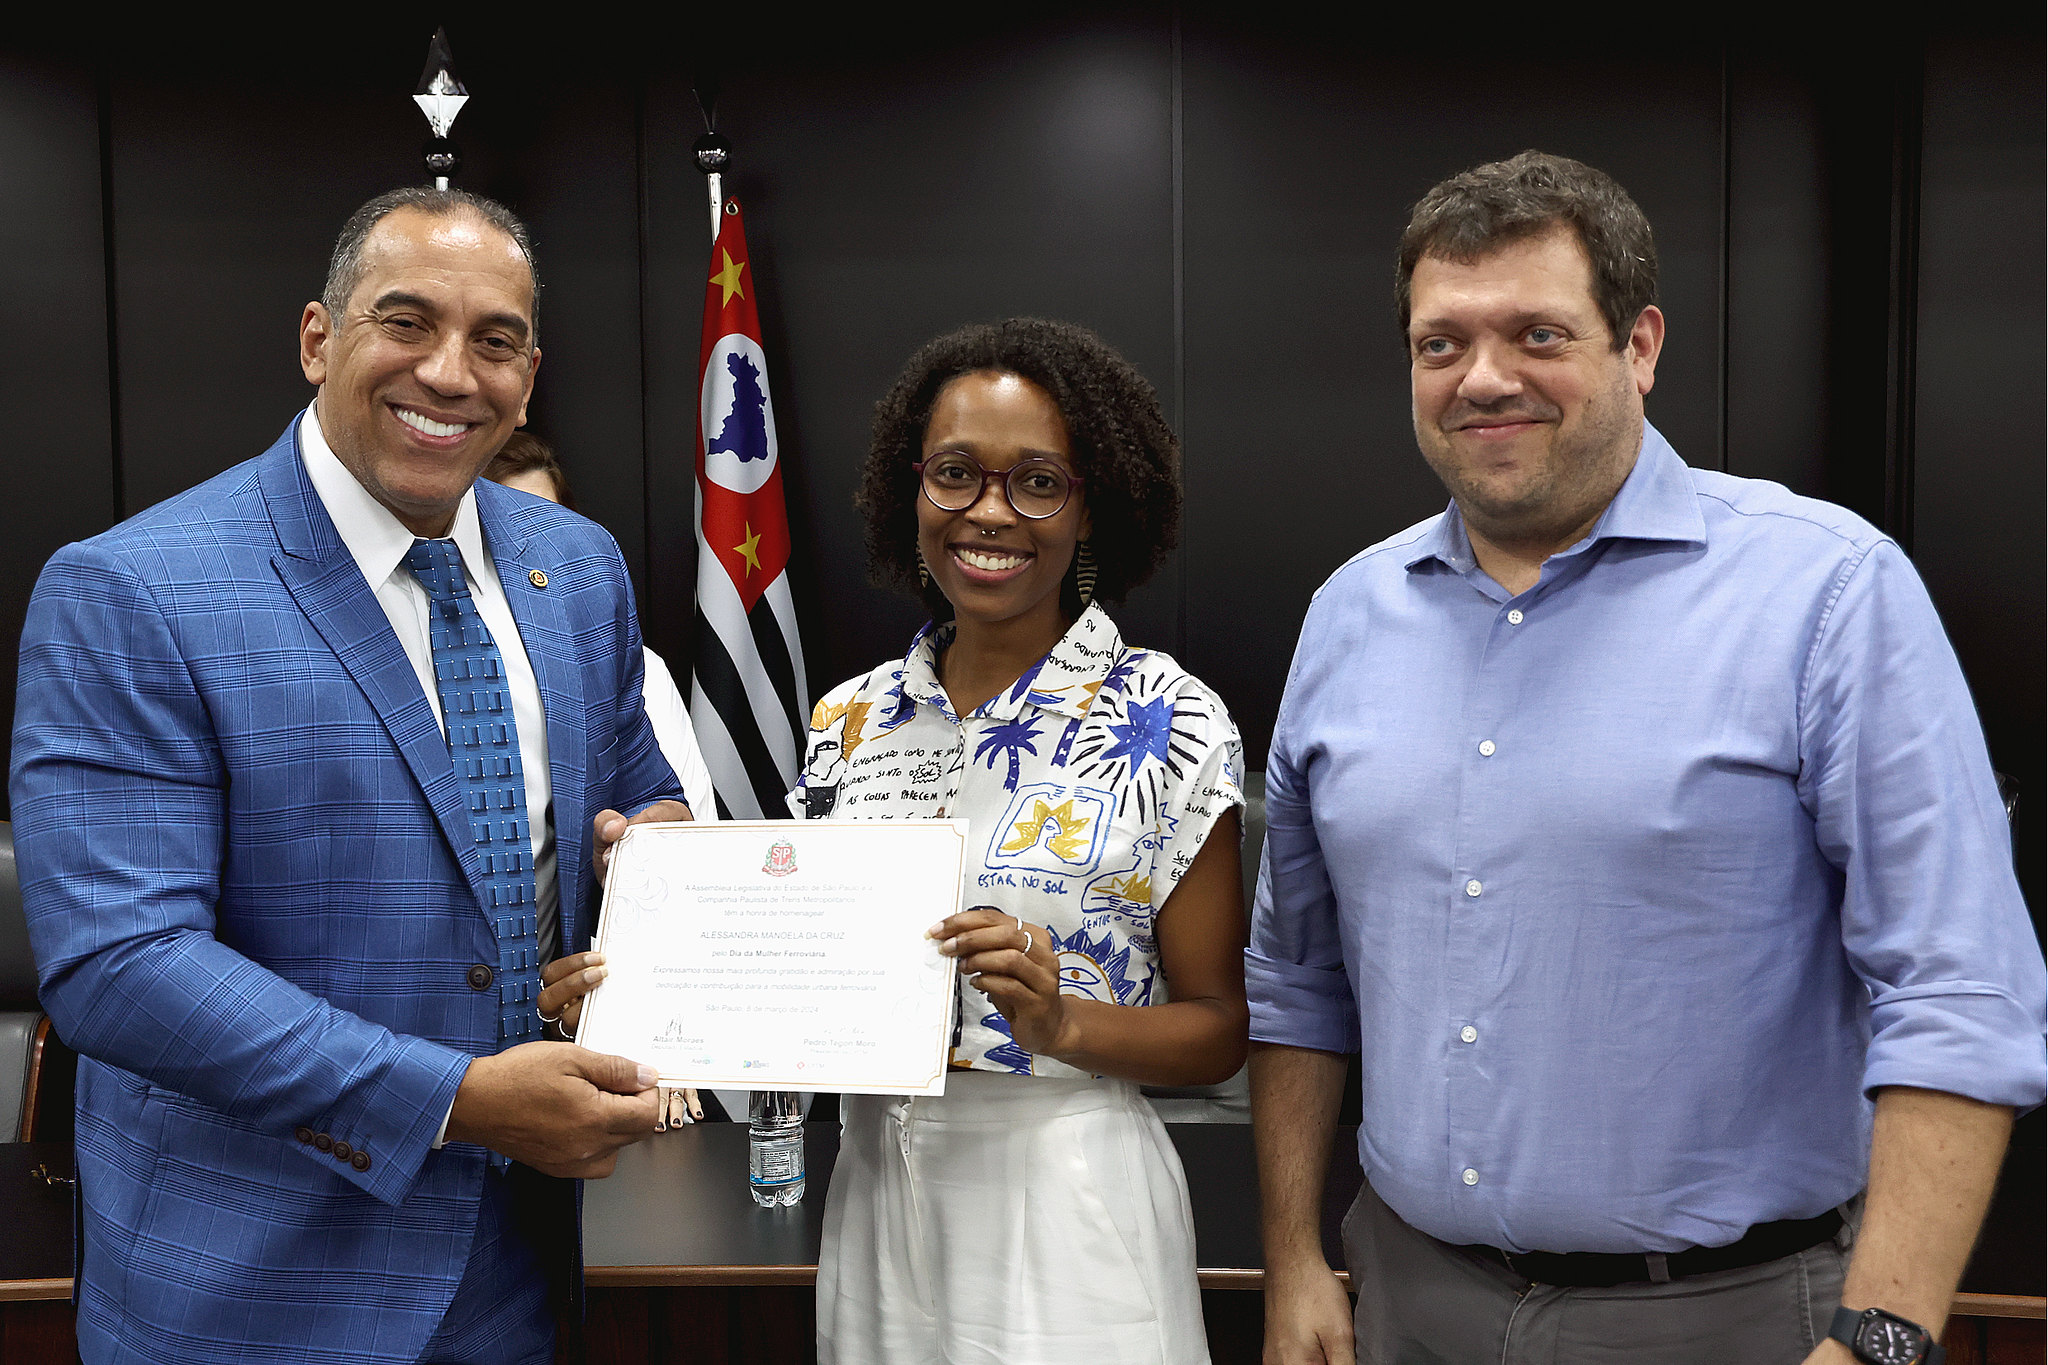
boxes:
[575,819,968,1095]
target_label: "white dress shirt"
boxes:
[297,404,561,964]
[639,647,717,822]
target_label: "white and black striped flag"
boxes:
[688,199,808,819]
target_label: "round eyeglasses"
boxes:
[913,452,1083,520]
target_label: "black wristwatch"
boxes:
[1829,1306,1945,1365]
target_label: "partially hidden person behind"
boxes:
[797,317,1250,1364]
[487,431,729,1125]
[484,431,717,823]
[10,187,683,1365]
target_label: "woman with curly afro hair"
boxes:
[796,318,1248,1364]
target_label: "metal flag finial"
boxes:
[693,131,732,246]
[692,82,728,245]
[414,27,469,190]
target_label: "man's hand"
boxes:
[592,800,691,883]
[1791,1087,2010,1365]
[1252,1044,1354,1365]
[1264,1260,1356,1365]
[445,1041,661,1178]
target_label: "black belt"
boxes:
[1478,1208,1844,1288]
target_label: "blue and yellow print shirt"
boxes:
[789,605,1245,1078]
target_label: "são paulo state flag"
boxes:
[688,199,808,819]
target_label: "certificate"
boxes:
[574,819,967,1095]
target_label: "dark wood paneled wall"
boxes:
[7,21,2037,848]
[0,54,120,802]
[1,8,2041,1306]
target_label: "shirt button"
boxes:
[352,1150,372,1172]
[1506,609,1524,625]
[1460,1025,1478,1044]
[1465,879,1483,898]
[467,964,494,991]
[1477,740,1496,757]
[331,1141,353,1163]
[1462,1168,1480,1186]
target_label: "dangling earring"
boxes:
[916,546,931,588]
[1072,540,1097,608]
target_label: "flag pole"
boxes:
[413,28,469,190]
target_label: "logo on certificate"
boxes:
[764,838,798,877]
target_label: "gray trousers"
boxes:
[1341,1184,1853,1365]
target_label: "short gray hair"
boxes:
[321,187,540,341]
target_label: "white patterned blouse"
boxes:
[789,604,1245,1078]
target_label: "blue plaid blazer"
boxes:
[10,425,682,1363]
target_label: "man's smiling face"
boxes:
[299,206,541,537]
[1406,224,1660,553]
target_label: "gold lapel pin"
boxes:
[528,570,549,589]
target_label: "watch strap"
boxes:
[1830,1305,1945,1365]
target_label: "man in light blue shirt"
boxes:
[1247,152,2048,1365]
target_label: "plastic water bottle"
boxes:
[748,1091,805,1207]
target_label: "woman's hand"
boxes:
[931,906,1076,1058]
[538,951,607,1038]
[656,1087,707,1129]
[542,955,713,1126]
[927,810,1247,1088]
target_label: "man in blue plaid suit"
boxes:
[10,189,684,1363]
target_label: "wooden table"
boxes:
[579,1122,2041,1363]
[5,1131,2041,1364]
[0,1142,72,1301]
[582,1121,1360,1290]
[0,1142,78,1364]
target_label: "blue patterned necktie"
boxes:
[403,537,541,1048]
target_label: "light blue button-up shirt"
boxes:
[1247,424,2048,1255]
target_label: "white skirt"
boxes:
[817,1069,1211,1365]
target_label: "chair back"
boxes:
[0,820,46,1139]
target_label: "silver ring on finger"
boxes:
[1020,930,1032,955]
